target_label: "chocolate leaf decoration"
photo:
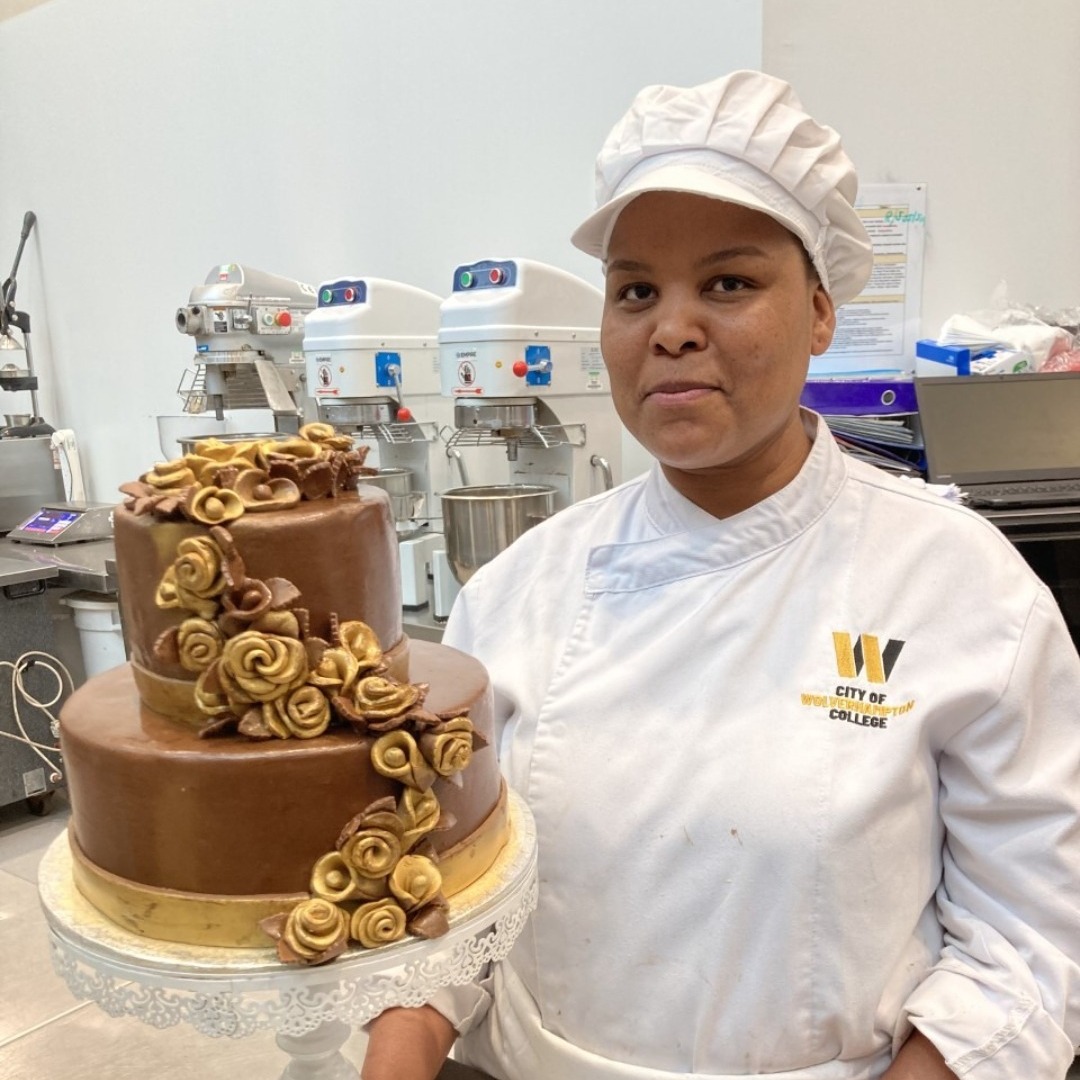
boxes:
[304,636,329,669]
[213,465,240,490]
[154,495,185,516]
[402,707,445,732]
[267,459,302,485]
[265,577,302,610]
[238,707,273,740]
[364,712,411,734]
[152,626,180,664]
[407,901,450,940]
[197,714,241,738]
[259,912,289,941]
[298,460,334,500]
[330,693,367,728]
[410,838,439,861]
[208,526,247,588]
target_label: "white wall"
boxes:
[0,0,762,500]
[763,0,1080,338]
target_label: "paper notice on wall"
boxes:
[809,183,926,377]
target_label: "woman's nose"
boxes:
[649,299,707,357]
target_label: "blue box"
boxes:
[914,339,996,376]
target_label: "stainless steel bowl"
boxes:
[359,469,427,536]
[3,414,30,427]
[358,467,414,498]
[439,484,556,585]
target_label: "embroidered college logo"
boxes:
[799,630,914,731]
[832,632,905,685]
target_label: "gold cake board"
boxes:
[69,782,511,948]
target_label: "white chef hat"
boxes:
[571,70,874,305]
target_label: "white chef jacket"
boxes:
[432,414,1080,1079]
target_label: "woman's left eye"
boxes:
[709,276,748,294]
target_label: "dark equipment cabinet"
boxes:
[979,507,1080,654]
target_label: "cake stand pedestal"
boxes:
[39,789,537,1080]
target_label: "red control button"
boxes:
[275,310,292,328]
[489,267,505,284]
[396,406,413,422]
[512,360,528,377]
[343,287,356,302]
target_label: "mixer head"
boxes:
[176,264,317,425]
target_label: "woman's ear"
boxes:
[809,283,836,357]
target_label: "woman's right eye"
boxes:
[617,282,656,302]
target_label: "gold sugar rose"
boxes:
[275,898,349,965]
[176,618,224,673]
[262,684,331,739]
[350,898,407,949]
[220,631,308,703]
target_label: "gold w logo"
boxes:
[832,632,905,684]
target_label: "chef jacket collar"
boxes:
[584,412,847,595]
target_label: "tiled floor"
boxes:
[0,789,384,1079]
[3,793,1077,1079]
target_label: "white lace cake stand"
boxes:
[39,789,537,1080]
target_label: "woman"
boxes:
[363,71,1080,1080]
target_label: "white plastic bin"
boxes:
[61,592,126,678]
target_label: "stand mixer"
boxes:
[0,211,67,533]
[432,257,624,617]
[302,277,454,607]
[175,264,317,434]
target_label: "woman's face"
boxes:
[601,192,835,511]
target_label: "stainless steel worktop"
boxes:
[0,555,58,588]
[0,537,117,594]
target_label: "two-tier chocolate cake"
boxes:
[59,425,506,965]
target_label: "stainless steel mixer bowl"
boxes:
[359,469,428,537]
[357,467,413,498]
[439,484,557,585]
[3,414,31,427]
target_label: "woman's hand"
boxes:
[881,1028,958,1079]
[361,1005,457,1080]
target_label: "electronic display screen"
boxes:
[917,372,1080,484]
[18,508,79,535]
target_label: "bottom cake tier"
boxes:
[59,639,507,947]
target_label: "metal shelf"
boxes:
[445,423,586,452]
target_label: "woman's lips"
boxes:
[645,384,717,406]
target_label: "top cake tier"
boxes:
[114,489,406,710]
[112,425,409,720]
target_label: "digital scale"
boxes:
[7,501,114,546]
